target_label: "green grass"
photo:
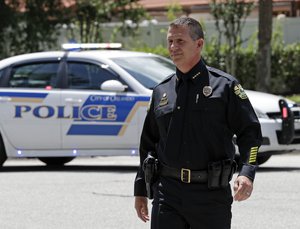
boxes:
[286,95,300,104]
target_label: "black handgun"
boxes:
[142,152,158,199]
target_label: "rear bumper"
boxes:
[259,118,300,153]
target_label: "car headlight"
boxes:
[254,108,269,119]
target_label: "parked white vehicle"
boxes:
[0,45,299,166]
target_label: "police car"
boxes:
[0,43,299,166]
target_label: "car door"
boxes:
[0,61,61,150]
[61,61,149,153]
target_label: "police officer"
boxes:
[134,16,262,229]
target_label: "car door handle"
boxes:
[64,98,83,104]
[0,96,12,102]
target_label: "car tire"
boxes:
[257,154,272,165]
[0,135,7,167]
[38,157,75,166]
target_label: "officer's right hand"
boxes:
[134,196,149,222]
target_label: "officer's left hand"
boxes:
[233,175,253,201]
[134,196,149,222]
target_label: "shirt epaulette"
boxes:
[206,66,238,83]
[153,73,176,89]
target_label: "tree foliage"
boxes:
[21,0,70,52]
[66,0,147,43]
[0,0,147,59]
[209,0,254,76]
[0,0,70,58]
[0,0,20,58]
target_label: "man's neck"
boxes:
[177,56,201,73]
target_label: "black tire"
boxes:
[0,135,7,166]
[257,154,272,165]
[38,157,75,166]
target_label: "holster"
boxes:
[208,159,237,189]
[142,152,158,199]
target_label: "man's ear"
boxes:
[197,39,204,51]
[198,39,204,48]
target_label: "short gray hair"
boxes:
[169,16,204,41]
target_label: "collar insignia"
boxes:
[192,72,201,80]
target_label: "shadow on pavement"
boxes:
[0,165,138,173]
[257,166,300,173]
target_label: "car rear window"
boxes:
[9,62,59,89]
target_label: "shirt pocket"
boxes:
[154,104,174,136]
[192,98,225,123]
[191,98,229,157]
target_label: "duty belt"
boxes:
[160,164,208,183]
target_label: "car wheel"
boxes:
[0,136,7,167]
[257,155,272,165]
[38,157,75,166]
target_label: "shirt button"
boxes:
[177,106,181,110]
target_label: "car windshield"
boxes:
[111,56,175,89]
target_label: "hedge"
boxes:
[132,42,300,95]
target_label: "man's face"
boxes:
[167,25,203,71]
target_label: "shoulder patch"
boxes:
[234,84,248,99]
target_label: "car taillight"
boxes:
[282,107,288,119]
[278,99,294,144]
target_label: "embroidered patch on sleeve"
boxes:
[234,84,248,99]
[248,146,258,164]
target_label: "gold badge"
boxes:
[159,93,168,107]
[203,86,212,97]
[234,84,248,99]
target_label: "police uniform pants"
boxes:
[151,176,233,229]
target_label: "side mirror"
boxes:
[100,80,128,92]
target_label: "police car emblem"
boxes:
[203,86,212,97]
[159,93,168,106]
[234,84,248,99]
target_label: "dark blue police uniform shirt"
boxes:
[134,59,262,197]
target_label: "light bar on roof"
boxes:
[61,43,122,50]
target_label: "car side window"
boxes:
[9,62,59,88]
[67,62,119,90]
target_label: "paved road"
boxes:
[0,153,300,229]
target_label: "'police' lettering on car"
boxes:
[14,105,117,121]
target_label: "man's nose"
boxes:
[170,42,178,50]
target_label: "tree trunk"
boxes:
[256,0,273,92]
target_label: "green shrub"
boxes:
[130,42,300,95]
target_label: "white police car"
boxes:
[0,44,299,166]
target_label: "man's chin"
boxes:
[171,56,182,64]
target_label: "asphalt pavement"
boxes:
[0,153,299,229]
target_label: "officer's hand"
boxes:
[233,175,253,201]
[134,196,149,222]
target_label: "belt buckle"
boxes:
[181,168,191,183]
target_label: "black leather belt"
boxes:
[160,164,208,183]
